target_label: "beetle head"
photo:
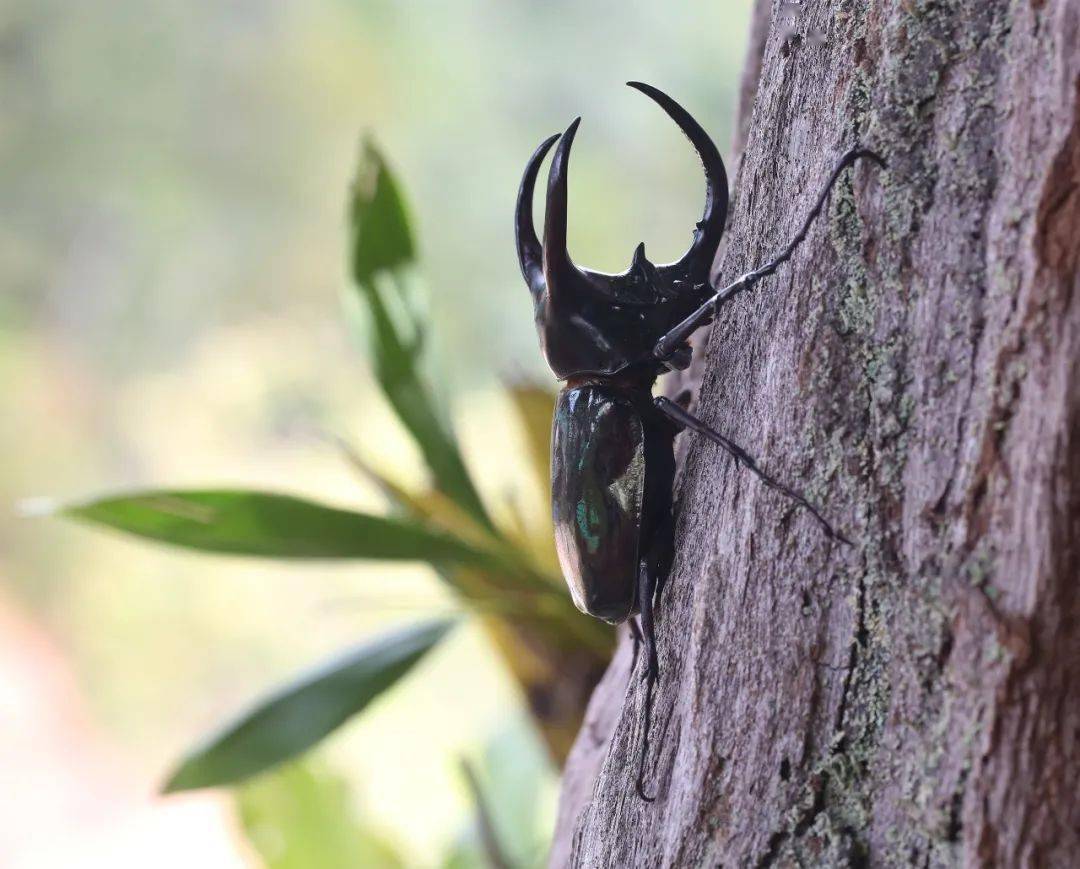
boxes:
[516,82,728,380]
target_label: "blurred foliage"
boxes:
[446,727,554,869]
[56,140,612,803]
[348,137,492,529]
[2,3,753,862]
[0,0,750,388]
[165,620,453,792]
[59,490,506,564]
[237,724,555,869]
[238,761,406,869]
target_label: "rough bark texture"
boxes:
[551,1,1080,866]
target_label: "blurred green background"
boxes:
[0,1,751,865]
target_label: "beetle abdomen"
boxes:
[551,385,645,623]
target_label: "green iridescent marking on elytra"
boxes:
[576,498,602,553]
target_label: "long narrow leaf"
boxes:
[348,139,492,530]
[57,489,502,566]
[459,759,513,869]
[363,281,479,515]
[163,619,454,792]
[349,137,416,288]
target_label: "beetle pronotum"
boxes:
[515,82,883,800]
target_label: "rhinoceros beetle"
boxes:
[515,82,883,800]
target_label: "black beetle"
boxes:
[515,82,883,799]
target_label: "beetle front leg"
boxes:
[654,396,851,544]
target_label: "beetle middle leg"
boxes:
[654,396,850,544]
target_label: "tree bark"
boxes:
[550,1,1080,866]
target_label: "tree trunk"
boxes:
[550,1,1080,865]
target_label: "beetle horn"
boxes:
[515,132,559,300]
[626,81,728,281]
[543,117,582,290]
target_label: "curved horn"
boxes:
[543,117,581,288]
[626,82,728,280]
[515,133,559,299]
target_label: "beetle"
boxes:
[515,82,883,800]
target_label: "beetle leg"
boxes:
[652,147,885,361]
[631,411,679,802]
[645,506,676,611]
[635,559,660,802]
[638,560,660,683]
[654,396,852,545]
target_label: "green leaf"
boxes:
[347,140,492,531]
[444,724,554,869]
[58,489,502,566]
[458,758,514,869]
[349,137,417,288]
[364,282,489,522]
[164,619,453,792]
[237,761,405,869]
